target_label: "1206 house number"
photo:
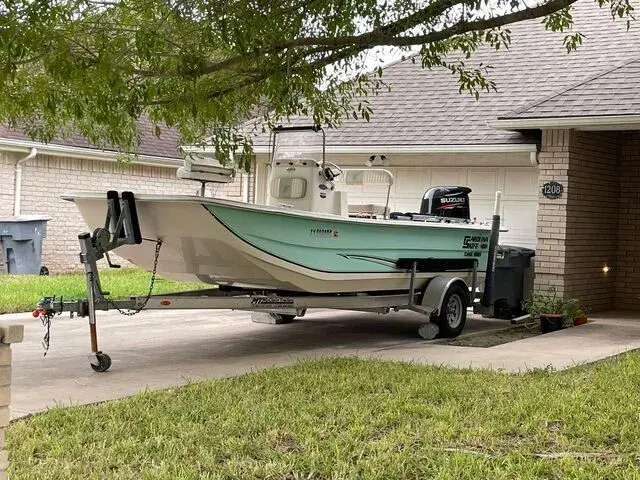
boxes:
[542,181,563,199]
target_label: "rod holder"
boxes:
[481,191,502,308]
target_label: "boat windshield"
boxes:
[272,129,324,164]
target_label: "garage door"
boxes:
[338,166,538,249]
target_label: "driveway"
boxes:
[2,308,640,419]
[2,308,504,418]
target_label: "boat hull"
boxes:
[66,194,492,293]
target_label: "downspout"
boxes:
[14,147,38,216]
[241,172,249,203]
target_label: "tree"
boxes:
[0,0,633,166]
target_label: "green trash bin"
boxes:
[0,215,50,274]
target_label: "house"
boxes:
[0,118,253,273]
[2,0,638,315]
[240,0,640,313]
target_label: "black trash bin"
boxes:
[491,245,536,319]
[0,215,50,274]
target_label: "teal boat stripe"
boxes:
[201,204,401,274]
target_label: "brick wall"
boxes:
[535,130,571,295]
[616,131,640,310]
[0,152,252,273]
[0,154,14,218]
[564,131,620,311]
[536,129,621,312]
[0,324,24,480]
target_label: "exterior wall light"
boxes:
[603,265,610,274]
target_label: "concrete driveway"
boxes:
[2,308,640,419]
[1,308,505,418]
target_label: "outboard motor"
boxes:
[420,186,471,220]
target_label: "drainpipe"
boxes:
[14,147,38,216]
[241,172,249,203]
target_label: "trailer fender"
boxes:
[420,276,469,316]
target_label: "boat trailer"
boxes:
[34,191,502,372]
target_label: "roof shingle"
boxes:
[0,117,182,159]
[253,0,640,147]
[498,57,640,119]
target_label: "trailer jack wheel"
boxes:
[90,352,112,372]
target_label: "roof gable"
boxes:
[498,57,640,119]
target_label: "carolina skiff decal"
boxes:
[462,235,489,250]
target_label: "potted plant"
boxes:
[524,287,568,333]
[563,298,588,326]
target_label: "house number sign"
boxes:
[542,181,563,199]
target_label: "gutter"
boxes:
[182,143,539,155]
[14,147,38,216]
[489,114,640,131]
[0,139,182,168]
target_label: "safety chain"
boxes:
[35,294,65,356]
[110,239,163,316]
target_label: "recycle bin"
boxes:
[0,215,50,275]
[491,245,536,319]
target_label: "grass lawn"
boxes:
[7,354,640,479]
[0,268,208,314]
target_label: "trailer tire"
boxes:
[433,283,468,338]
[90,352,112,373]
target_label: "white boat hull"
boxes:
[68,194,487,293]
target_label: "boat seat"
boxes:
[177,154,236,184]
[348,203,388,219]
[396,258,477,272]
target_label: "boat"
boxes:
[36,125,506,372]
[63,126,496,295]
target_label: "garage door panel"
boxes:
[504,168,538,198]
[395,168,429,194]
[465,169,500,196]
[500,202,538,247]
[430,169,463,187]
[469,200,495,223]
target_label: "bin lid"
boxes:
[498,244,536,257]
[0,215,51,223]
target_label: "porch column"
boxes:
[535,129,570,295]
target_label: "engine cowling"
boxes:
[419,186,471,220]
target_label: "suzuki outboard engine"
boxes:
[420,186,471,220]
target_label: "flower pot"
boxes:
[573,315,588,326]
[540,313,564,333]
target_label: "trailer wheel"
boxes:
[433,283,468,338]
[90,352,112,373]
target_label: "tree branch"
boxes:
[261,0,580,50]
[137,0,579,82]
[198,0,467,75]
